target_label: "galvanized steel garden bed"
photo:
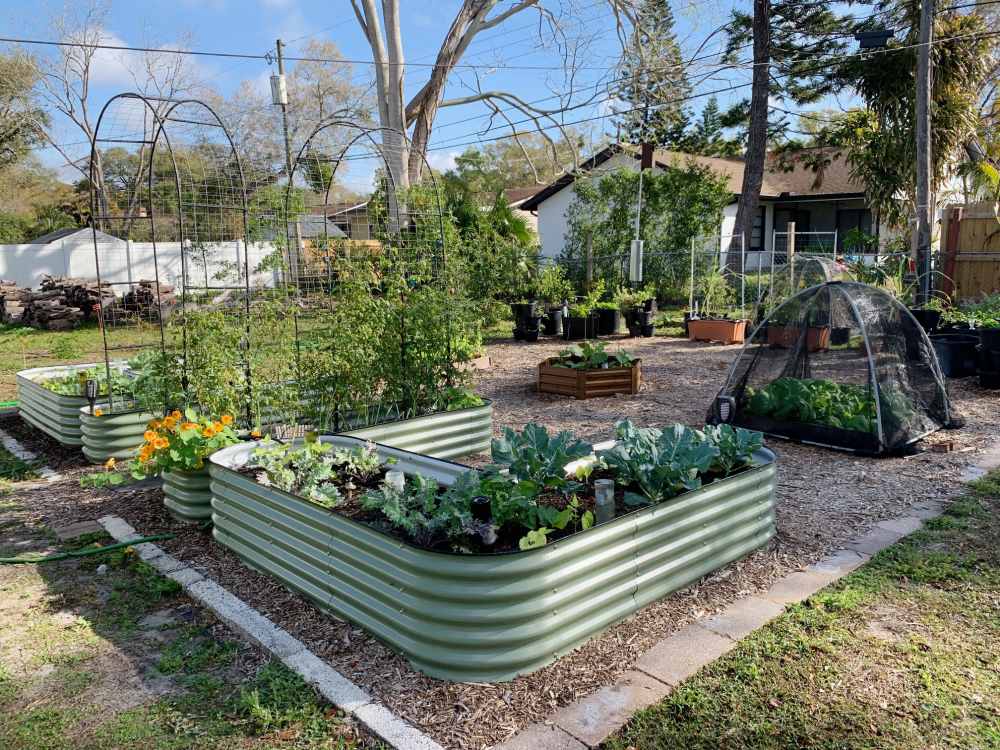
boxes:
[341,399,493,459]
[209,436,777,683]
[16,363,118,446]
[79,403,155,463]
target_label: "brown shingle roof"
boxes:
[519,144,865,210]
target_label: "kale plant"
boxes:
[598,420,719,506]
[247,437,343,508]
[699,424,762,476]
[360,472,471,547]
[488,423,592,493]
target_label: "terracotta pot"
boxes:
[687,318,748,345]
[766,325,831,352]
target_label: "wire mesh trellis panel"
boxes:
[90,93,261,426]
[251,122,476,438]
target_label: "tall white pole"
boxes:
[915,0,934,304]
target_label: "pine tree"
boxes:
[615,0,691,147]
[687,97,741,157]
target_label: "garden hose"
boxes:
[0,533,174,565]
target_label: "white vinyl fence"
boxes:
[0,239,281,290]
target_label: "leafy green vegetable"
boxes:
[360,473,470,547]
[489,423,592,493]
[551,341,636,370]
[598,421,719,506]
[699,424,762,476]
[744,377,878,433]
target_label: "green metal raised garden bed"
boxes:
[163,467,212,523]
[209,436,777,683]
[16,363,121,447]
[79,404,155,463]
[342,399,493,459]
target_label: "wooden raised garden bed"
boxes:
[209,436,777,683]
[537,358,640,399]
[766,325,830,352]
[688,318,748,345]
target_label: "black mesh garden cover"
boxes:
[709,281,954,455]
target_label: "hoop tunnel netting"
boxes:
[710,281,953,455]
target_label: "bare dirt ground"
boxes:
[4,334,998,750]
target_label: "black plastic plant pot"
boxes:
[642,298,657,313]
[524,329,540,343]
[978,346,1000,372]
[640,324,656,338]
[543,308,563,336]
[512,327,524,341]
[683,311,694,337]
[930,334,980,378]
[978,327,1000,352]
[563,315,596,340]
[510,301,539,320]
[516,316,543,343]
[830,327,851,345]
[595,308,621,336]
[909,308,941,333]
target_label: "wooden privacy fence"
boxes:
[940,203,1000,301]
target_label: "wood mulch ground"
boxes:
[5,334,998,750]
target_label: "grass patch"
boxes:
[0,445,37,483]
[605,470,1000,750]
[157,627,237,675]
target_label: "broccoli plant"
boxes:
[488,423,592,493]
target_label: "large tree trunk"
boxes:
[728,0,770,274]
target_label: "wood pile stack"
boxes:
[7,276,117,331]
[111,279,177,321]
[0,280,29,325]
[38,275,116,321]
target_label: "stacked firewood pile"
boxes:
[0,280,29,324]
[109,279,177,322]
[4,276,116,331]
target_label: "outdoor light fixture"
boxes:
[715,395,736,424]
[629,239,644,283]
[85,378,98,415]
[854,28,894,49]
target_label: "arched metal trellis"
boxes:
[89,92,257,425]
[272,122,463,434]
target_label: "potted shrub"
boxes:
[617,286,657,337]
[131,409,241,522]
[687,270,748,345]
[536,266,575,336]
[510,299,542,342]
[208,421,776,682]
[563,283,604,340]
[538,341,640,398]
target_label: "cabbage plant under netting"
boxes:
[708,281,955,455]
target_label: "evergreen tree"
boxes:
[615,0,691,146]
[686,97,742,157]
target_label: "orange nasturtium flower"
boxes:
[149,419,161,429]
[202,426,215,438]
[250,428,262,438]
[212,421,224,432]
[180,422,199,431]
[153,437,169,450]
[93,408,103,417]
[220,414,233,425]
[170,410,182,420]
[163,416,177,429]
[143,430,156,442]
[104,457,116,470]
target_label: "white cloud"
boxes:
[86,30,137,87]
[425,150,460,173]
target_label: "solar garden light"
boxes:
[715,395,736,424]
[594,479,615,524]
[385,470,405,493]
[85,378,98,415]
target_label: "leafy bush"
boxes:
[360,472,471,547]
[489,423,592,492]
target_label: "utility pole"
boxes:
[272,39,304,286]
[915,0,934,304]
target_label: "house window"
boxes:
[836,209,873,250]
[774,208,811,234]
[749,206,766,252]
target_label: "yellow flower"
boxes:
[143,430,156,442]
[202,426,215,438]
[93,408,103,417]
[181,422,199,431]
[220,414,233,425]
[170,410,182,420]
[153,437,169,450]
[104,457,116,470]
[212,421,223,432]
[250,428,262,438]
[163,416,177,429]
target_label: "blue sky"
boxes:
[1,0,846,184]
